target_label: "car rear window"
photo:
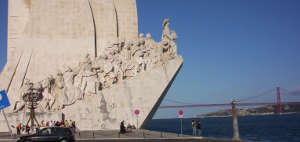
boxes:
[65,128,72,135]
[54,128,65,135]
[54,128,72,135]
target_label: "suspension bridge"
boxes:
[159,87,300,114]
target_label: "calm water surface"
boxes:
[146,113,300,142]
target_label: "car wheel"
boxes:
[60,139,68,142]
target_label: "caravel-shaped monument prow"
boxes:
[0,0,183,131]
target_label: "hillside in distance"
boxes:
[196,104,300,117]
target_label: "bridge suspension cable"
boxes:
[159,86,300,113]
[237,88,275,102]
[159,101,300,109]
[280,87,300,96]
[164,98,193,105]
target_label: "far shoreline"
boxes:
[152,112,300,120]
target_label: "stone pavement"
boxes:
[0,130,250,142]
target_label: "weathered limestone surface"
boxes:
[0,0,138,110]
[0,0,182,132]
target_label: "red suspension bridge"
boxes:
[159,87,300,114]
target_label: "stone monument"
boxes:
[0,0,183,131]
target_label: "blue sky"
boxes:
[0,0,7,71]
[137,0,300,118]
[1,0,300,118]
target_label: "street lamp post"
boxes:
[231,100,240,141]
[134,109,140,131]
[178,110,183,136]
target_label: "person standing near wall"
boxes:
[196,120,202,136]
[17,123,21,135]
[192,120,197,136]
[120,120,126,133]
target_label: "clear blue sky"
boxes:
[1,0,300,118]
[0,0,7,72]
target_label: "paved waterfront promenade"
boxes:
[0,130,250,142]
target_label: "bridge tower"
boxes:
[276,87,282,114]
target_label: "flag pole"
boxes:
[1,110,12,137]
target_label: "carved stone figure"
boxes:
[138,33,146,47]
[63,66,82,105]
[145,33,156,50]
[81,70,98,96]
[51,71,65,111]
[40,76,55,111]
[13,79,33,112]
[79,54,93,72]
[121,42,132,61]
[161,18,178,58]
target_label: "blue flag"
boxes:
[0,90,10,110]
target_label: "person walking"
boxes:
[25,125,30,135]
[65,120,69,127]
[49,120,53,127]
[196,120,202,136]
[120,120,126,133]
[71,120,76,133]
[192,120,197,136]
[46,121,49,127]
[17,123,21,135]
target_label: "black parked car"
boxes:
[17,127,75,142]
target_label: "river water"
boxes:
[146,113,300,142]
